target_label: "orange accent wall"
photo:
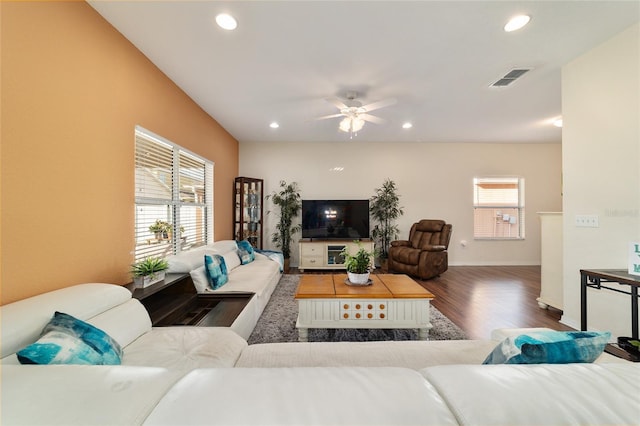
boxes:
[1,2,239,304]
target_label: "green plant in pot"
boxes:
[369,178,404,272]
[131,257,169,288]
[149,220,171,240]
[266,180,302,272]
[341,242,376,285]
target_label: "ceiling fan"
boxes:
[316,91,396,136]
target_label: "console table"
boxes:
[580,269,640,361]
[580,269,639,338]
[298,239,374,272]
[126,273,253,327]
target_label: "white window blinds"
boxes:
[134,126,213,261]
[473,177,525,239]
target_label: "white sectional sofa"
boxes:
[165,240,282,339]
[2,282,639,425]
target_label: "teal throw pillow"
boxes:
[204,254,228,289]
[17,312,122,365]
[237,240,255,265]
[483,330,611,365]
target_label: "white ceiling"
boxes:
[88,1,639,144]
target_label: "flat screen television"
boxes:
[302,199,370,240]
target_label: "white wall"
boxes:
[561,23,640,338]
[240,142,561,266]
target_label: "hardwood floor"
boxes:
[291,265,572,340]
[414,265,572,339]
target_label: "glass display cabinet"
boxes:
[234,177,263,249]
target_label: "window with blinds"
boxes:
[134,126,213,261]
[473,177,524,239]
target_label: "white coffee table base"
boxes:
[296,298,432,342]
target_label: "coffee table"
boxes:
[294,273,435,342]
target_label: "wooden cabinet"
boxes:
[234,177,263,249]
[126,273,253,327]
[299,240,375,272]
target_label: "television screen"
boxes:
[302,200,370,239]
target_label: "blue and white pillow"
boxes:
[17,312,122,365]
[237,240,255,265]
[204,254,228,289]
[483,330,611,365]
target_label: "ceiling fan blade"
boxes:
[361,98,397,112]
[315,113,344,121]
[360,113,385,124]
[325,97,349,110]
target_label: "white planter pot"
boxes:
[135,271,166,288]
[347,272,371,285]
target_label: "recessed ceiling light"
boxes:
[553,118,563,128]
[504,15,530,32]
[216,13,237,30]
[402,122,413,129]
[269,122,279,129]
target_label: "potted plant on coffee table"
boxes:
[266,180,302,272]
[369,178,404,272]
[131,257,169,288]
[341,242,376,285]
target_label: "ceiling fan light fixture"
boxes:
[339,116,365,133]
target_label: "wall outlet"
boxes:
[575,214,599,228]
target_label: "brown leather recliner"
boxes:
[388,219,452,280]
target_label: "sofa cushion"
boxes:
[236,340,500,369]
[122,327,247,371]
[483,330,610,364]
[237,240,255,264]
[166,248,207,273]
[1,283,132,359]
[2,365,183,426]
[86,298,152,348]
[144,367,458,426]
[421,363,640,426]
[17,312,122,365]
[206,239,238,254]
[204,254,228,289]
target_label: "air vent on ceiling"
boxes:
[490,68,532,88]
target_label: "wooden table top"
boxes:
[295,274,435,299]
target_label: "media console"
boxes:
[299,239,375,272]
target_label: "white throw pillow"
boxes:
[222,251,241,271]
[189,266,210,293]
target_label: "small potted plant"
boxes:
[149,220,171,240]
[341,242,376,285]
[131,257,169,288]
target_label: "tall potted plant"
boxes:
[266,180,302,272]
[369,178,404,272]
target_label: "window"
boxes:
[473,177,524,239]
[134,126,213,261]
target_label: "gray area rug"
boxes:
[248,274,466,344]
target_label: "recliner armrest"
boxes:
[391,240,410,247]
[422,245,446,252]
